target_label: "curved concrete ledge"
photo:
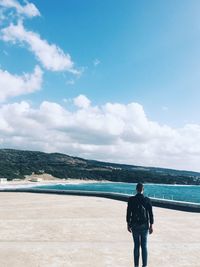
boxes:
[0,188,200,213]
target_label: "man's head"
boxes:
[136,182,144,193]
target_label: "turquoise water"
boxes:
[36,182,200,204]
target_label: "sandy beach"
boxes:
[0,176,106,189]
[0,192,199,267]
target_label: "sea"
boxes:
[36,182,200,204]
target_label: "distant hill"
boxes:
[0,149,200,185]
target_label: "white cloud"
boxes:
[73,95,91,109]
[1,22,80,73]
[93,58,100,67]
[1,95,200,171]
[0,65,43,101]
[0,8,6,23]
[0,0,40,18]
[66,79,75,85]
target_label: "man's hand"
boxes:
[149,225,153,234]
[127,224,132,233]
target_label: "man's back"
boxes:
[126,193,154,228]
[126,183,154,267]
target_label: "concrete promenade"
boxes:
[0,193,199,267]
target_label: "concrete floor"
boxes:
[0,193,199,267]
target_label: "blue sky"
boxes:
[1,0,200,171]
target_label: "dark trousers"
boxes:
[132,224,148,267]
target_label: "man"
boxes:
[126,183,154,267]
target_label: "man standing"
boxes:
[126,183,154,267]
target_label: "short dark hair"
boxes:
[136,182,144,192]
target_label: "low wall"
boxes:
[1,188,200,213]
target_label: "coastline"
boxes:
[0,179,104,189]
[1,173,199,189]
[1,178,200,207]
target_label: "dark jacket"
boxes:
[126,193,154,227]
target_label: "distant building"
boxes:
[0,178,7,184]
[30,177,43,182]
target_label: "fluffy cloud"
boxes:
[1,22,79,73]
[0,0,40,18]
[73,95,91,109]
[1,95,200,171]
[93,58,100,67]
[0,65,43,101]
